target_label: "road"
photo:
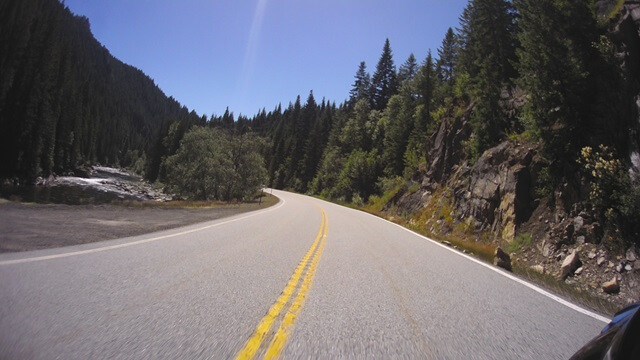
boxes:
[0,189,608,359]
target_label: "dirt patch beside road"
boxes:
[0,195,277,253]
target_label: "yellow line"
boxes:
[235,210,327,360]
[264,212,328,360]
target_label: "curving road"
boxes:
[0,190,608,359]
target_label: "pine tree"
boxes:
[349,61,371,104]
[514,0,599,164]
[457,0,518,158]
[397,53,418,88]
[221,107,234,129]
[371,38,398,110]
[382,94,414,176]
[415,51,435,111]
[437,28,458,86]
[458,0,517,83]
[297,91,321,191]
[410,51,436,156]
[340,99,372,153]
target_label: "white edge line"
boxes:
[0,197,285,266]
[346,203,611,324]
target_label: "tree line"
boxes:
[262,0,639,238]
[2,0,638,227]
[0,0,206,181]
[0,0,268,200]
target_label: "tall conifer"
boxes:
[371,38,398,110]
[349,61,371,104]
[515,0,599,164]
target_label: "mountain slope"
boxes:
[0,0,203,181]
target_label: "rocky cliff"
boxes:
[387,2,640,310]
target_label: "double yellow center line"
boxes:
[235,208,329,360]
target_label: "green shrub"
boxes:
[508,233,532,253]
[164,127,267,201]
[535,165,554,200]
[580,145,640,246]
[366,177,406,213]
[579,145,623,214]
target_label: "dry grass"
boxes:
[320,187,620,316]
[319,183,622,316]
[513,264,618,316]
[361,186,496,262]
[405,219,496,262]
[366,181,405,213]
[112,193,279,210]
[608,0,625,20]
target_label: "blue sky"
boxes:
[64,0,469,118]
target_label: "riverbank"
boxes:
[0,166,171,204]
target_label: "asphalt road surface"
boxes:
[0,190,608,359]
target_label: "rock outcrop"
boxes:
[384,1,640,311]
[454,142,536,242]
[425,105,472,184]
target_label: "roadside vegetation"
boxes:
[114,192,277,210]
[163,127,267,202]
[341,181,620,315]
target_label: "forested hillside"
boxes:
[0,0,206,181]
[265,0,638,200]
[260,0,640,257]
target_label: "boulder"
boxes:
[561,222,575,246]
[494,247,512,271]
[627,247,637,262]
[602,276,620,294]
[584,222,602,243]
[625,263,633,272]
[561,250,582,279]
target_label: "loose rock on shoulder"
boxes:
[494,247,512,271]
[627,247,637,262]
[560,250,581,280]
[602,276,620,294]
